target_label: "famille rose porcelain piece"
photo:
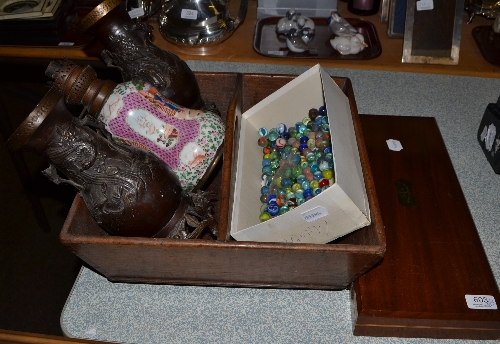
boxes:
[45,59,225,190]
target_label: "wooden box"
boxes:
[351,115,500,339]
[59,72,385,289]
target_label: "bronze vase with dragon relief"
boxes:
[6,87,194,238]
[77,0,207,111]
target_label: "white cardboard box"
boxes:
[230,64,370,244]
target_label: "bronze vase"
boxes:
[7,87,190,238]
[77,0,204,110]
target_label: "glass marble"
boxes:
[292,165,302,177]
[276,195,287,206]
[262,165,273,174]
[275,137,287,149]
[310,163,319,173]
[315,138,324,148]
[313,171,324,180]
[318,178,330,188]
[258,137,268,147]
[268,205,279,216]
[276,123,287,134]
[278,206,290,215]
[268,128,279,141]
[283,167,293,178]
[276,188,287,196]
[258,127,268,137]
[319,160,329,171]
[308,108,319,121]
[318,105,327,116]
[296,174,306,184]
[295,189,304,199]
[259,212,271,222]
[261,186,270,195]
[302,181,310,190]
[310,180,319,189]
[322,169,333,180]
[303,189,313,198]
[274,176,282,187]
[305,173,315,182]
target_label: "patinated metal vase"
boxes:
[77,0,204,110]
[7,87,191,238]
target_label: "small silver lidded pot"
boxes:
[157,0,248,55]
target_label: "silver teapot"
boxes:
[158,0,248,50]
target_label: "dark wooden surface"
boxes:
[351,115,500,339]
[0,329,103,343]
[1,1,500,78]
[59,72,386,289]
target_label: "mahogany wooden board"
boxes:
[351,115,500,339]
[59,72,386,289]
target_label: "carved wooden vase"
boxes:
[45,59,225,191]
[77,0,204,110]
[7,87,190,238]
